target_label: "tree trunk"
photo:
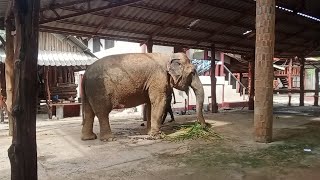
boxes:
[7,0,40,179]
[5,14,15,136]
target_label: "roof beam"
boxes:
[54,19,255,50]
[40,0,143,24]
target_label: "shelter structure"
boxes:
[0,32,97,118]
[1,0,320,179]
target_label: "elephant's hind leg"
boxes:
[81,101,97,140]
[96,110,114,142]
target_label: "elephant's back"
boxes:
[85,53,170,77]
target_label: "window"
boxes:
[293,76,300,88]
[93,37,101,53]
[105,39,114,50]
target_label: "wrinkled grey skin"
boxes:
[81,53,206,141]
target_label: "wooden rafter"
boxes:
[39,25,251,54]
[54,3,317,44]
[146,0,200,42]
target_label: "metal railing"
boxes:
[223,64,248,101]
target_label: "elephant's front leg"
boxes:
[148,96,166,137]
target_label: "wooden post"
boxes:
[220,52,224,76]
[44,67,52,119]
[67,67,72,83]
[211,45,218,113]
[254,0,275,143]
[215,63,219,76]
[288,59,292,106]
[299,57,305,106]
[239,73,243,95]
[71,68,75,83]
[7,0,40,179]
[314,68,319,106]
[53,66,57,86]
[146,39,153,53]
[143,39,153,121]
[4,13,15,136]
[248,60,255,110]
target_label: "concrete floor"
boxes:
[1,95,320,180]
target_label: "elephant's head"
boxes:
[167,53,206,126]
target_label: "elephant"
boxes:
[81,52,206,141]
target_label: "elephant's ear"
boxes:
[167,54,183,85]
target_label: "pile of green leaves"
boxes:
[164,122,222,141]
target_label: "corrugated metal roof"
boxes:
[1,0,320,58]
[0,49,97,66]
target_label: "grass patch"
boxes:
[163,122,222,142]
[180,122,320,168]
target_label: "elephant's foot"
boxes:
[147,130,162,140]
[100,133,116,142]
[81,132,97,141]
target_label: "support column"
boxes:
[211,45,218,113]
[8,0,40,179]
[239,73,243,95]
[142,39,153,121]
[220,52,224,77]
[299,58,305,106]
[248,60,255,110]
[314,68,319,106]
[254,0,275,143]
[146,39,153,53]
[44,67,52,119]
[288,59,292,106]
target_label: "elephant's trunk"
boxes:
[190,73,206,126]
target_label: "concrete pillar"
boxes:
[299,58,305,106]
[211,45,218,113]
[254,0,275,143]
[56,105,64,119]
[314,68,319,106]
[248,60,255,110]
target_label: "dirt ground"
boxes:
[1,95,320,180]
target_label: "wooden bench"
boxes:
[51,103,82,119]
